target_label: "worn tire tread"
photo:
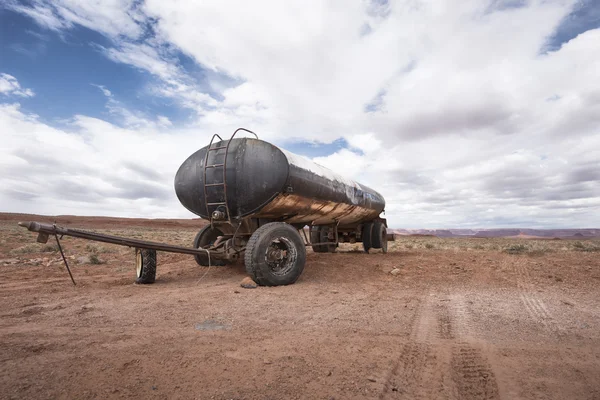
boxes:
[245,222,306,286]
[136,248,156,284]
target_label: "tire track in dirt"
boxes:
[512,258,595,395]
[513,259,561,335]
[379,294,501,400]
[445,294,501,400]
[451,345,500,400]
[379,296,437,400]
[436,300,454,340]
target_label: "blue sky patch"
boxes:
[0,8,195,127]
[544,0,600,52]
[283,138,354,158]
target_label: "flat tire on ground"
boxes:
[135,248,156,284]
[193,225,227,266]
[372,220,388,253]
[362,222,374,253]
[245,222,306,286]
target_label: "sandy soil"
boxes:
[1,215,599,400]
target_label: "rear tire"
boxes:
[362,222,374,253]
[311,226,336,253]
[193,226,227,266]
[310,226,327,253]
[135,248,156,284]
[372,221,388,253]
[245,222,306,286]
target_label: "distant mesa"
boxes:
[389,227,600,239]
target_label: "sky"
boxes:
[0,0,599,229]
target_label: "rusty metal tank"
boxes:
[174,137,385,226]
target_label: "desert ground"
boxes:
[1,214,599,400]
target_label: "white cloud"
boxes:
[0,74,35,97]
[2,1,600,228]
[6,0,143,39]
[0,102,216,218]
[91,83,111,97]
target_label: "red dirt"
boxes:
[1,215,599,399]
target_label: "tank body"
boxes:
[175,138,385,226]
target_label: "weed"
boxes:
[85,243,117,254]
[42,244,59,252]
[89,254,103,265]
[425,243,435,249]
[10,243,58,255]
[578,245,600,252]
[504,244,528,254]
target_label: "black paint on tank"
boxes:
[175,138,289,219]
[174,138,385,222]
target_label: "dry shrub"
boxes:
[85,243,117,254]
[89,254,103,265]
[504,244,528,254]
[10,243,58,255]
[573,241,600,252]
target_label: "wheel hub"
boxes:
[264,237,296,276]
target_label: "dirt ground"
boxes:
[1,214,599,400]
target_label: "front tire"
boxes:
[245,222,306,286]
[135,248,156,284]
[193,226,227,266]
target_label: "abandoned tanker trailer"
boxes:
[174,129,388,286]
[18,129,389,286]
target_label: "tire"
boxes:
[193,226,227,266]
[310,227,327,253]
[245,222,306,286]
[135,248,156,284]
[311,226,336,253]
[372,220,388,253]
[362,222,374,253]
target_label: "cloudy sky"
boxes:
[1,0,599,228]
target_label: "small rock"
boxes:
[390,268,401,276]
[264,360,272,365]
[327,371,332,377]
[194,320,230,331]
[240,277,258,289]
[76,256,89,265]
[233,290,240,294]
[367,377,377,382]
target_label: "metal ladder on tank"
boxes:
[202,128,258,224]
